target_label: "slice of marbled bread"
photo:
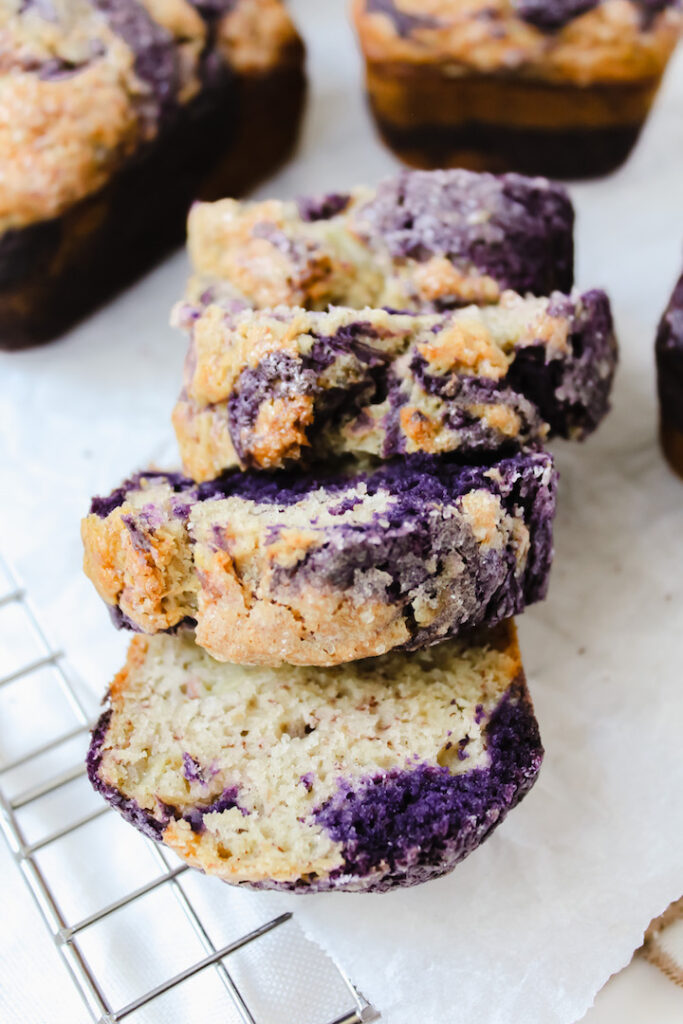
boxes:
[87,620,542,892]
[172,290,616,480]
[186,168,574,313]
[82,452,556,666]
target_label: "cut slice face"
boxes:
[87,621,543,892]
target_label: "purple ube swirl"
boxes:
[356,170,574,299]
[297,193,352,222]
[311,682,543,891]
[89,450,557,651]
[87,712,245,837]
[655,272,683,433]
[369,0,678,34]
[18,0,242,124]
[87,676,542,892]
[91,0,181,122]
[506,289,617,438]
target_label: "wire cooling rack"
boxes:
[0,554,378,1024]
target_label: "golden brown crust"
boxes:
[186,199,342,309]
[352,0,681,85]
[0,48,143,233]
[108,635,151,702]
[217,0,302,74]
[81,508,196,633]
[193,536,411,666]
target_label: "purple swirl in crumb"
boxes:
[356,170,574,298]
[88,713,246,838]
[310,682,542,890]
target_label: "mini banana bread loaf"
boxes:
[81,451,556,665]
[186,168,574,312]
[87,620,543,892]
[656,270,683,477]
[171,289,616,479]
[352,0,681,178]
[0,0,305,348]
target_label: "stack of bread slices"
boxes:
[83,169,617,893]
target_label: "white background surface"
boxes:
[1,2,683,1022]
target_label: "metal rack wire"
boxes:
[0,554,378,1024]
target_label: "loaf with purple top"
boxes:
[81,451,556,666]
[0,0,305,348]
[172,290,616,480]
[656,270,683,477]
[87,619,543,891]
[185,168,574,313]
[352,0,682,179]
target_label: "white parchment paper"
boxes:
[1,3,682,1021]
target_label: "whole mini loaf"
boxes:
[351,0,682,178]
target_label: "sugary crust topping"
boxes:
[352,0,681,84]
[81,455,554,666]
[0,0,302,232]
[416,317,511,379]
[186,197,377,309]
[0,2,146,231]
[185,169,574,314]
[412,257,501,305]
[171,293,613,479]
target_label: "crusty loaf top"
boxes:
[0,0,300,232]
[352,0,681,84]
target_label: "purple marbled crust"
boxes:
[92,0,180,121]
[197,290,615,473]
[655,272,683,433]
[514,0,598,29]
[355,170,574,299]
[86,672,543,892]
[90,450,557,650]
[365,0,441,36]
[93,455,548,518]
[370,0,677,35]
[506,289,617,438]
[516,0,677,30]
[14,0,238,131]
[87,711,167,841]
